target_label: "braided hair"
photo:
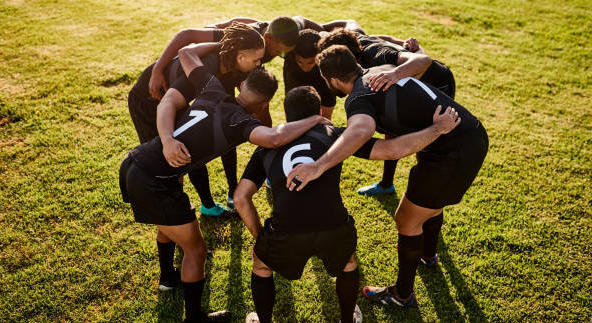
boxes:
[219,22,265,72]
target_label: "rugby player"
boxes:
[127,22,265,291]
[120,51,329,322]
[286,46,488,307]
[283,29,337,119]
[234,86,461,323]
[318,28,456,196]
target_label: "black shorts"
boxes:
[128,90,159,144]
[119,156,196,226]
[406,123,488,209]
[254,217,357,280]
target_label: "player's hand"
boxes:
[432,105,461,134]
[286,162,322,192]
[368,69,400,92]
[149,67,168,101]
[162,137,191,167]
[317,115,333,126]
[403,38,420,52]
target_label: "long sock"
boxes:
[182,279,205,323]
[188,166,215,208]
[393,233,423,299]
[251,273,275,323]
[336,268,359,323]
[422,213,443,258]
[221,149,238,197]
[379,159,398,188]
[157,241,176,275]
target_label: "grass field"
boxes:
[1,0,591,322]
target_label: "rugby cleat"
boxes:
[158,268,180,291]
[420,254,439,268]
[200,203,231,217]
[227,194,235,210]
[202,310,232,322]
[339,304,363,323]
[362,285,415,308]
[265,178,271,188]
[356,182,395,196]
[245,312,259,323]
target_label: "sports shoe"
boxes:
[200,203,231,217]
[420,254,439,268]
[158,268,180,291]
[245,312,259,323]
[357,182,395,196]
[362,285,415,307]
[265,178,271,188]
[339,304,363,323]
[185,311,232,323]
[227,194,235,210]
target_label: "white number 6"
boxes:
[282,143,315,176]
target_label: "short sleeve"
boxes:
[170,66,214,103]
[224,108,262,145]
[241,148,266,187]
[345,96,377,120]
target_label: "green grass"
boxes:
[1,0,591,321]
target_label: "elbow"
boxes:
[418,54,433,68]
[268,133,284,149]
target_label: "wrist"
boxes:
[432,123,446,135]
[161,134,175,143]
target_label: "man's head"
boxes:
[237,67,278,113]
[284,86,321,122]
[292,29,321,73]
[317,28,362,61]
[316,45,362,97]
[220,22,265,73]
[264,16,299,58]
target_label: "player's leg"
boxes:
[336,254,360,323]
[221,149,238,209]
[156,229,180,290]
[157,221,230,322]
[358,134,396,196]
[188,166,230,216]
[249,251,275,323]
[420,211,443,267]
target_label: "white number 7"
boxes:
[173,110,208,137]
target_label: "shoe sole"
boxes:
[158,284,175,291]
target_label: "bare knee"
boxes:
[252,252,273,278]
[343,254,358,272]
[156,229,171,243]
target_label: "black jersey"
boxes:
[345,67,480,152]
[130,67,261,178]
[131,52,246,103]
[241,124,376,233]
[357,34,404,69]
[283,53,337,107]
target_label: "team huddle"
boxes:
[119,15,488,323]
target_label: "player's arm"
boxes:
[368,52,433,92]
[373,35,426,54]
[234,179,263,238]
[205,17,260,29]
[249,115,328,149]
[368,106,461,160]
[252,103,272,127]
[286,114,376,191]
[148,29,217,100]
[326,19,364,33]
[320,106,334,119]
[178,42,221,76]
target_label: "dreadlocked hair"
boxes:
[219,22,265,72]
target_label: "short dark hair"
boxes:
[245,67,278,101]
[293,29,321,58]
[317,28,362,60]
[284,86,321,122]
[316,45,362,82]
[268,16,299,47]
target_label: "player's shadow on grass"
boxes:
[226,218,248,318]
[370,190,400,216]
[156,247,188,322]
[273,275,299,323]
[419,237,487,322]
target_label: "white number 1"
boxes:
[173,110,208,137]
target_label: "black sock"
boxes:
[336,268,359,323]
[188,166,215,208]
[251,272,275,323]
[394,233,423,299]
[221,149,238,197]
[182,279,205,323]
[422,213,443,259]
[157,241,176,275]
[379,159,398,188]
